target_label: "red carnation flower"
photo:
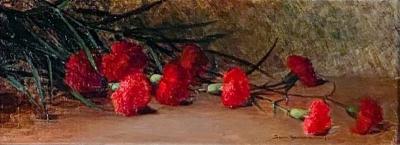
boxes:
[221,67,250,108]
[303,99,331,135]
[287,55,323,87]
[101,41,147,82]
[156,61,190,106]
[111,72,151,116]
[352,98,383,135]
[180,44,208,82]
[64,50,105,93]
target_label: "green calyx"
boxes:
[289,108,308,120]
[108,83,120,91]
[207,83,222,95]
[282,71,298,85]
[346,105,359,118]
[150,74,163,85]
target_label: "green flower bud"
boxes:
[207,83,222,95]
[289,108,308,120]
[150,74,162,85]
[109,83,120,91]
[346,105,359,118]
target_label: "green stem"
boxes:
[254,95,290,113]
[54,8,98,71]
[254,81,347,110]
[204,49,273,78]
[87,0,165,25]
[246,38,278,75]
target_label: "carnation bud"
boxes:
[150,74,163,85]
[108,83,120,91]
[207,83,222,95]
[289,108,308,120]
[346,105,359,118]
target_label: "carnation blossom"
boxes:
[180,43,208,82]
[303,99,332,135]
[64,50,105,93]
[221,67,250,108]
[352,98,383,135]
[287,55,324,87]
[155,61,190,106]
[111,72,151,116]
[101,41,147,82]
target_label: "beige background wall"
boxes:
[108,0,398,78]
[6,0,397,78]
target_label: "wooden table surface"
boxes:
[0,77,397,144]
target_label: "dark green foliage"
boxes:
[0,0,222,117]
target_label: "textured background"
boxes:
[3,0,398,78]
[110,0,398,77]
[108,0,398,78]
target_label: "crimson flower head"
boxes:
[221,67,250,108]
[303,99,332,136]
[64,50,105,93]
[180,44,208,80]
[101,41,147,82]
[156,61,190,106]
[287,55,324,87]
[352,98,383,135]
[111,72,151,116]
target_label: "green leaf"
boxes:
[23,17,62,59]
[207,83,222,95]
[54,8,98,71]
[46,56,53,98]
[5,76,25,92]
[145,42,163,73]
[26,54,46,107]
[150,74,162,85]
[5,75,40,108]
[289,108,308,120]
[346,105,359,118]
[56,0,70,9]
[88,29,110,52]
[70,91,98,109]
[85,31,101,50]
[88,0,165,25]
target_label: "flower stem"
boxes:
[254,81,348,110]
[253,95,290,114]
[87,0,166,25]
[325,97,348,109]
[204,49,273,78]
[246,38,278,75]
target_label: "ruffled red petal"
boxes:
[221,67,250,108]
[303,99,331,135]
[287,55,321,87]
[180,44,208,82]
[352,98,383,135]
[101,41,147,82]
[64,50,104,93]
[156,61,190,106]
[111,72,151,116]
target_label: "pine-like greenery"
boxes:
[0,0,225,118]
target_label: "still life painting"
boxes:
[0,0,398,144]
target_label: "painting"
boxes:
[0,0,398,144]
